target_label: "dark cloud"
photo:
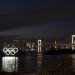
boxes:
[0,0,75,39]
[0,5,75,30]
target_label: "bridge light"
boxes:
[72,35,75,50]
[38,40,42,52]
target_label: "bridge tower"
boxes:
[72,35,75,50]
[54,40,57,49]
[38,40,42,52]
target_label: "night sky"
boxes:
[0,0,75,39]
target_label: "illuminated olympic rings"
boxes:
[3,47,18,55]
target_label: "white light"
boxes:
[3,48,8,53]
[13,48,18,53]
[2,56,18,72]
[3,47,18,56]
[72,35,75,50]
[5,50,11,55]
[38,40,42,52]
[38,40,42,45]
[10,50,16,55]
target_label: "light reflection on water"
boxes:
[72,54,75,72]
[2,56,18,72]
[37,53,42,64]
[1,54,75,74]
[37,53,42,74]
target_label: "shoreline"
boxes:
[0,49,75,56]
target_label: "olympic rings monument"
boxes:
[3,47,18,56]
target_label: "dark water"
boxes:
[0,53,75,75]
